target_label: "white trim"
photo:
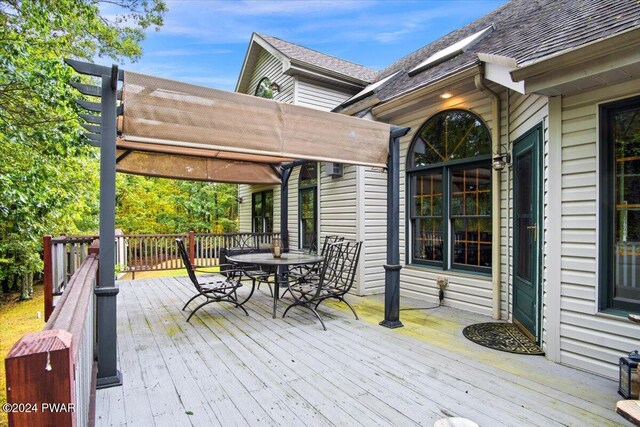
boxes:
[484,62,525,94]
[545,95,562,362]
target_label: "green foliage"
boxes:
[0,0,166,297]
[115,175,238,234]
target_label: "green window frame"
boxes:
[252,190,273,233]
[599,95,640,314]
[298,163,318,250]
[407,109,492,273]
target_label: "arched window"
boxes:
[254,77,274,99]
[407,109,492,272]
[299,163,318,250]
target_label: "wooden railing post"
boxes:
[43,235,53,321]
[5,329,75,426]
[188,231,195,266]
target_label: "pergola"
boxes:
[66,59,409,389]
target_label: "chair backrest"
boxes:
[316,240,362,297]
[229,234,259,253]
[176,238,202,291]
[320,235,345,256]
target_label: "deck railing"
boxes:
[44,231,281,319]
[5,253,98,427]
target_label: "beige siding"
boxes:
[238,47,293,231]
[506,92,550,348]
[296,78,355,111]
[377,89,500,315]
[361,167,388,294]
[319,163,360,291]
[558,78,640,379]
[247,48,294,103]
[238,184,281,233]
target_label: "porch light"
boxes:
[619,350,640,399]
[440,92,452,99]
[492,151,511,171]
[269,82,280,93]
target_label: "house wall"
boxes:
[506,91,550,342]
[296,77,354,111]
[248,47,294,103]
[237,50,361,273]
[238,183,281,233]
[376,87,505,316]
[557,78,640,379]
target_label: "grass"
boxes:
[0,286,45,427]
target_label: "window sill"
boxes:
[597,308,640,320]
[404,264,492,281]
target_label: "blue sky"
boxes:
[121,0,507,91]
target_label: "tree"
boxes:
[0,0,167,298]
[115,175,239,234]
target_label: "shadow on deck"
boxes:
[96,276,627,426]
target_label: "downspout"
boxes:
[475,71,501,320]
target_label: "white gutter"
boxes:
[474,71,501,320]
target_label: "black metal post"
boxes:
[280,168,292,251]
[96,65,122,388]
[380,126,410,329]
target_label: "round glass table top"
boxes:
[227,252,323,266]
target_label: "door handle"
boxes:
[526,224,537,241]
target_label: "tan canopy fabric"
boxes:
[118,71,390,183]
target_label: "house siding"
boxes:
[247,48,294,103]
[379,89,500,316]
[238,46,293,235]
[296,78,355,111]
[238,183,281,233]
[506,91,550,348]
[558,78,640,379]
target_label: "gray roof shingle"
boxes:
[257,33,378,83]
[336,0,640,112]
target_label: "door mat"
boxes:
[462,322,544,355]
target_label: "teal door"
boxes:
[512,126,542,342]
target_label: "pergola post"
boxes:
[280,168,292,251]
[95,65,122,388]
[380,126,410,329]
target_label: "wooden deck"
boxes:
[96,276,629,426]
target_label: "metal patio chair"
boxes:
[176,239,254,322]
[220,234,275,297]
[288,235,344,278]
[283,240,362,330]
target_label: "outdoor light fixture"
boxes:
[440,92,453,99]
[492,145,511,171]
[619,350,640,399]
[236,196,243,204]
[269,82,280,93]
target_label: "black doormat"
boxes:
[462,322,544,355]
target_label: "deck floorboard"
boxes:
[94,276,630,426]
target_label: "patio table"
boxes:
[227,252,324,319]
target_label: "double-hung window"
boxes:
[252,190,273,233]
[599,96,640,313]
[408,110,492,273]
